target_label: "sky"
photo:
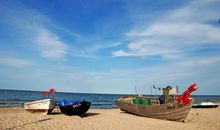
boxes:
[0,0,220,95]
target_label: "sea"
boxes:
[0,89,220,109]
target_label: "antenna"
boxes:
[135,85,137,95]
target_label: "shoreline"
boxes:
[0,107,220,130]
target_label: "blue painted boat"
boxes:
[192,102,219,108]
[59,100,91,117]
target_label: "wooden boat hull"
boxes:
[116,97,193,122]
[59,101,91,117]
[24,99,56,114]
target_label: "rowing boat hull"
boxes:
[24,99,56,114]
[192,104,219,108]
[59,101,91,117]
[116,97,193,122]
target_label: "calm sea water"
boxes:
[0,89,220,109]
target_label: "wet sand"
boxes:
[0,107,219,130]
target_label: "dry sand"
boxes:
[0,106,220,130]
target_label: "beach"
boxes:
[0,107,219,130]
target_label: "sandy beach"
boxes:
[0,107,219,130]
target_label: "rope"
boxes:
[186,108,199,123]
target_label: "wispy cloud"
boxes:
[71,41,123,58]
[35,28,68,60]
[177,55,220,67]
[0,1,69,60]
[0,57,33,68]
[113,0,220,58]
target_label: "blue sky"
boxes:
[0,0,220,95]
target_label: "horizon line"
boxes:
[1,88,220,96]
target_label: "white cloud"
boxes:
[113,0,220,58]
[177,55,220,67]
[0,57,33,68]
[168,0,219,23]
[71,41,123,58]
[0,1,69,60]
[36,28,68,60]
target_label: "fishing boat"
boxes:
[24,99,56,114]
[192,102,219,108]
[116,84,198,122]
[59,100,91,117]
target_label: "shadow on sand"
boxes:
[50,111,100,118]
[83,112,100,117]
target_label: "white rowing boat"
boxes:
[24,99,56,114]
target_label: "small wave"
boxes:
[0,101,24,108]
